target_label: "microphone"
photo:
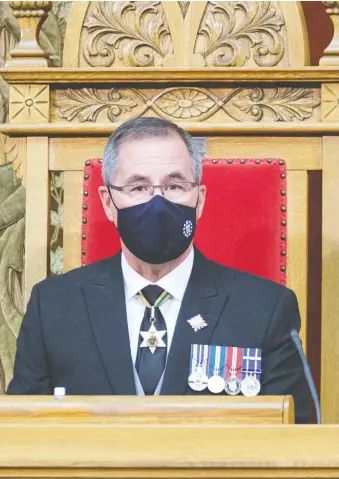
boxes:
[290,330,321,424]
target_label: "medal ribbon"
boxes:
[208,345,226,378]
[137,290,171,319]
[225,346,243,380]
[190,344,208,376]
[241,347,262,381]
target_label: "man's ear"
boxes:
[196,184,206,220]
[98,186,116,223]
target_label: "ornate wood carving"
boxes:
[9,84,49,123]
[320,1,339,66]
[194,1,286,67]
[55,86,320,123]
[7,1,52,67]
[55,88,137,122]
[321,84,339,121]
[80,1,173,67]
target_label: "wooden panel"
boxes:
[24,137,49,305]
[286,172,308,350]
[321,137,339,424]
[49,137,322,172]
[207,137,322,171]
[0,396,294,425]
[63,171,83,273]
[1,423,339,477]
[49,137,106,171]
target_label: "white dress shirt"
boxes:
[121,248,194,395]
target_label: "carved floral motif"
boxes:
[321,84,339,121]
[228,87,320,121]
[82,1,173,67]
[56,87,320,123]
[56,88,138,122]
[195,1,285,67]
[10,84,49,123]
[154,89,215,119]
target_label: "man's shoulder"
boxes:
[36,254,121,292]
[202,252,292,300]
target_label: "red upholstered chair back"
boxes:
[82,158,287,285]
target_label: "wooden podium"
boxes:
[1,396,339,478]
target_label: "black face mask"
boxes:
[115,195,197,264]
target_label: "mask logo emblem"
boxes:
[183,220,193,238]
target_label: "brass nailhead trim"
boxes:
[255,159,260,164]
[281,206,286,212]
[84,190,89,196]
[240,159,246,164]
[279,160,285,165]
[212,159,218,164]
[82,218,87,224]
[84,174,89,180]
[281,266,286,272]
[82,204,88,210]
[227,159,233,164]
[281,190,286,196]
[281,234,286,241]
[267,159,273,163]
[98,159,103,164]
[280,173,286,179]
[82,234,87,239]
[281,251,286,256]
[82,249,86,255]
[281,220,287,226]
[85,160,91,166]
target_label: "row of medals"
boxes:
[188,366,261,397]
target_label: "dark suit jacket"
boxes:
[8,249,312,423]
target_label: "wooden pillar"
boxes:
[6,1,52,67]
[321,83,339,423]
[320,1,339,65]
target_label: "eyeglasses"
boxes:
[108,182,198,202]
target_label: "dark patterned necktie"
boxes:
[136,285,168,395]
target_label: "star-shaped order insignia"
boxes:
[187,314,208,332]
[140,324,166,354]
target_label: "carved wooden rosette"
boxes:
[320,1,339,65]
[7,0,52,67]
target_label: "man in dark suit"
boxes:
[8,117,311,423]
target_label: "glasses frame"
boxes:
[107,181,199,198]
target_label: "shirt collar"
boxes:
[121,248,194,301]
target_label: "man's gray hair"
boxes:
[102,117,202,185]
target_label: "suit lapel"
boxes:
[82,254,136,395]
[161,251,230,395]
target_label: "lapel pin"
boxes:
[187,314,208,332]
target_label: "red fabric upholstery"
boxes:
[82,158,287,285]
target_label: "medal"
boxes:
[241,375,261,397]
[225,376,242,395]
[207,345,225,394]
[189,370,209,391]
[225,346,242,396]
[188,345,208,391]
[208,374,225,394]
[138,290,171,353]
[140,323,166,354]
[241,348,262,396]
